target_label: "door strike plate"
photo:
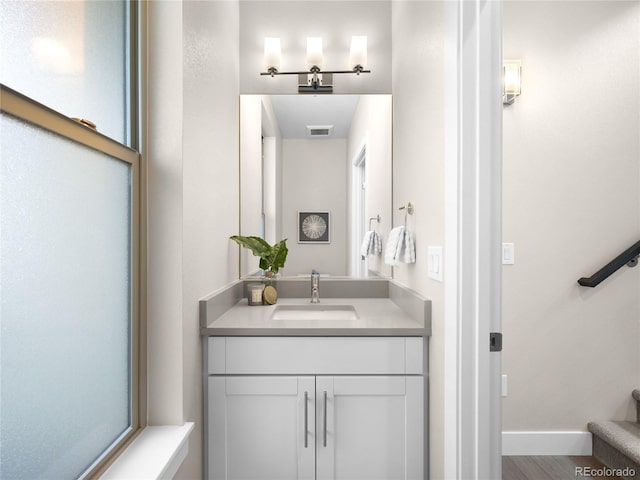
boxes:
[490,332,503,352]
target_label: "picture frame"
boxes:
[298,211,330,243]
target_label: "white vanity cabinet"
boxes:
[206,337,425,480]
[315,375,423,480]
[208,376,316,480]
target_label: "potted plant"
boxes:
[230,235,288,278]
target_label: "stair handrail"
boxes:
[578,240,640,287]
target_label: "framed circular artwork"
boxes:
[298,211,330,243]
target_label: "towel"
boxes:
[384,226,416,266]
[360,230,382,259]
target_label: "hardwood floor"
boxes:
[503,456,624,480]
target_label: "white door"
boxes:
[208,376,315,480]
[315,376,424,480]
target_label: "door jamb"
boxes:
[443,1,503,478]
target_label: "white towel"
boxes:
[373,231,382,255]
[384,227,401,265]
[384,226,416,266]
[360,230,382,259]
[397,227,416,264]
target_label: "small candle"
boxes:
[248,283,264,306]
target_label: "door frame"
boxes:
[351,141,367,277]
[443,1,503,478]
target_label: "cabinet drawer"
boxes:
[208,336,423,375]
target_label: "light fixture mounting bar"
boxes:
[260,69,371,77]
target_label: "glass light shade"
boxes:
[503,60,522,96]
[306,37,323,70]
[350,36,367,69]
[264,37,281,72]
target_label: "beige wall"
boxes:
[347,95,393,277]
[281,138,349,276]
[503,1,640,432]
[392,1,445,478]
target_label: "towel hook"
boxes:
[368,214,381,230]
[398,202,414,226]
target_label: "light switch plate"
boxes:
[502,374,508,397]
[502,243,515,265]
[427,246,443,282]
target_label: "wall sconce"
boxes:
[261,36,371,94]
[503,60,522,105]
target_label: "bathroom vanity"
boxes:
[200,278,430,480]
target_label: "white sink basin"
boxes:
[270,304,359,321]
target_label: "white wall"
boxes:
[392,1,446,478]
[239,1,391,94]
[262,136,278,244]
[347,95,393,277]
[179,1,240,478]
[146,2,457,477]
[238,95,284,272]
[147,0,184,428]
[261,97,284,245]
[281,139,349,275]
[503,0,640,437]
[239,95,263,275]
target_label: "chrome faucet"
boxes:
[310,270,320,303]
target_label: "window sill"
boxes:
[101,423,194,479]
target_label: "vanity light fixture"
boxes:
[261,36,371,94]
[503,60,522,105]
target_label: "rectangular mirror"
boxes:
[240,94,392,278]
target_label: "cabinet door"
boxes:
[316,376,424,480]
[208,376,315,480]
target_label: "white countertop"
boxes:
[201,297,427,336]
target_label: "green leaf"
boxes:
[229,235,270,257]
[269,239,288,273]
[230,235,288,273]
[258,256,269,271]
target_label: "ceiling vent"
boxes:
[306,125,334,137]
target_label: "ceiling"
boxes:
[269,95,360,139]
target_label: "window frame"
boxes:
[0,1,146,477]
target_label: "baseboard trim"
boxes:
[502,431,592,456]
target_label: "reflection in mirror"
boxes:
[240,94,392,278]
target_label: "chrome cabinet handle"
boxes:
[323,391,328,447]
[304,391,308,448]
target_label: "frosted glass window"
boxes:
[0,114,132,479]
[0,1,129,144]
